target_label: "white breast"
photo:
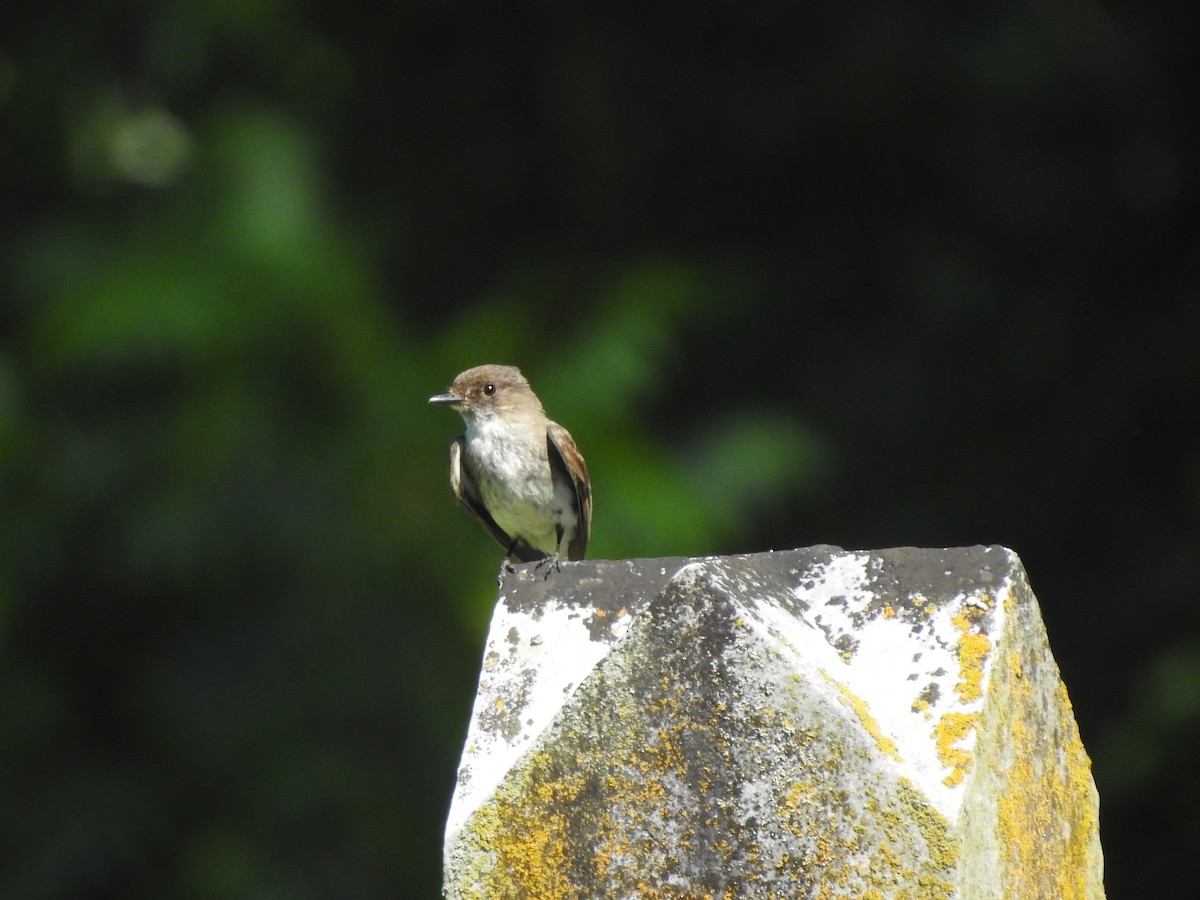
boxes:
[466,416,571,554]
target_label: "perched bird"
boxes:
[429,364,591,567]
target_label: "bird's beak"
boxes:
[429,390,463,406]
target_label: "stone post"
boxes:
[443,546,1104,899]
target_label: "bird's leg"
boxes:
[500,538,521,576]
[533,525,567,579]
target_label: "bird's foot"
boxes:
[533,554,562,579]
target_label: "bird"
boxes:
[429,364,591,569]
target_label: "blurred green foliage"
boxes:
[1,2,1197,897]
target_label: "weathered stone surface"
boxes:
[443,546,1103,899]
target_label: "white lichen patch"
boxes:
[721,550,1011,819]
[444,590,633,842]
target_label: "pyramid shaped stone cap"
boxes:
[443,546,1104,899]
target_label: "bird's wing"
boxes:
[546,423,591,561]
[448,436,544,562]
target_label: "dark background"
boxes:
[2,2,1196,897]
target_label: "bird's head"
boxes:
[429,364,545,425]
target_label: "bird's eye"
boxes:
[483,383,496,396]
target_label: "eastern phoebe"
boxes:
[429,364,592,566]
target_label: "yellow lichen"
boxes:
[993,641,1101,900]
[950,604,992,704]
[933,711,978,787]
[462,752,580,900]
[894,777,959,874]
[824,672,903,762]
